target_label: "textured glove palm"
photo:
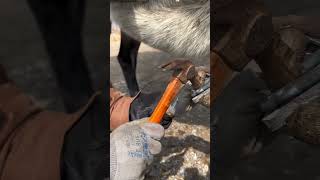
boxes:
[110,118,164,180]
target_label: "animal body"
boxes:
[110,0,210,95]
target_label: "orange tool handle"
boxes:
[149,77,183,123]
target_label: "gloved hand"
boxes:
[110,118,164,180]
[212,70,270,174]
[129,91,173,129]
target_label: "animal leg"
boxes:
[117,31,141,96]
[27,0,93,112]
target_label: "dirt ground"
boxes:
[110,27,211,179]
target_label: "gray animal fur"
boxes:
[110,0,210,59]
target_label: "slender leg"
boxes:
[117,31,141,96]
[27,0,93,112]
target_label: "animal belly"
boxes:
[110,0,210,59]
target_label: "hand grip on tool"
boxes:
[148,60,196,124]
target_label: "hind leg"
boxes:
[27,0,93,112]
[117,31,141,96]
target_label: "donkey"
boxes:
[111,0,320,176]
[110,0,210,96]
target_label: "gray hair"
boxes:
[110,0,210,59]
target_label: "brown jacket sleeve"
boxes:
[0,82,96,180]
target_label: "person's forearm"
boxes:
[110,87,135,130]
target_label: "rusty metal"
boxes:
[160,60,196,84]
